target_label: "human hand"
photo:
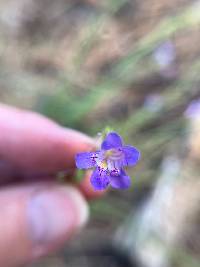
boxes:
[0,104,103,267]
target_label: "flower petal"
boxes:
[75,151,99,169]
[122,145,140,166]
[110,169,131,189]
[90,168,110,190]
[101,132,123,150]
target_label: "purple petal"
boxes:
[153,41,175,67]
[101,132,123,150]
[75,151,99,169]
[185,99,200,119]
[122,145,140,166]
[110,169,131,189]
[90,168,110,190]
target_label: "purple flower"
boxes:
[184,99,200,119]
[153,41,175,68]
[75,132,140,190]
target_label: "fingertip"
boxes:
[63,128,96,149]
[0,183,89,267]
[0,104,97,174]
[29,185,89,259]
[62,128,96,161]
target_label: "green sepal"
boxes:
[74,169,85,183]
[101,126,115,140]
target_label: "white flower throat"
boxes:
[96,148,124,172]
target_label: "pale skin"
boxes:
[0,104,105,267]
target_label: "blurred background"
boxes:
[0,0,200,266]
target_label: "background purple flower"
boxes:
[153,41,176,68]
[75,132,140,190]
[184,99,200,119]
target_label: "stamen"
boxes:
[110,168,120,176]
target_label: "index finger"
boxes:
[0,104,94,173]
[0,104,104,198]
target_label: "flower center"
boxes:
[103,148,124,171]
[94,148,124,172]
[105,148,123,160]
[100,160,108,170]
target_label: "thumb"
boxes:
[0,183,89,267]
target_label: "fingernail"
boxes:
[27,187,89,254]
